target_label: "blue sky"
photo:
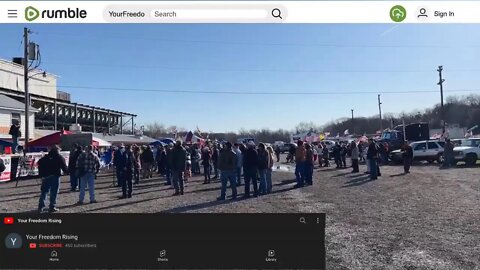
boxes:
[1,24,479,132]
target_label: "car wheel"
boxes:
[427,159,434,164]
[465,153,477,166]
[436,154,444,164]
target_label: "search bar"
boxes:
[104,5,286,23]
[150,9,270,20]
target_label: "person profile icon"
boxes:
[418,8,428,18]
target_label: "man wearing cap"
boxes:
[171,141,187,195]
[295,140,307,188]
[217,141,237,200]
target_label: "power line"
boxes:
[32,84,480,95]
[41,62,480,74]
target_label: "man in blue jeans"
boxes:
[294,140,307,188]
[76,145,101,204]
[38,145,68,213]
[217,142,238,200]
[257,143,270,195]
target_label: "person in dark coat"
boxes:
[156,145,165,175]
[401,141,413,173]
[171,141,187,195]
[367,139,380,180]
[38,145,68,213]
[257,143,270,195]
[113,144,126,187]
[201,147,212,184]
[217,142,238,200]
[120,145,135,199]
[243,142,258,198]
[340,143,347,168]
[68,144,83,191]
[9,121,21,154]
[274,145,281,162]
[332,142,341,168]
[304,143,314,185]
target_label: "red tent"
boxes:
[28,130,72,148]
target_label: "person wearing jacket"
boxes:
[201,147,212,184]
[140,146,154,179]
[266,146,275,193]
[295,140,307,188]
[133,146,142,184]
[401,141,414,173]
[367,139,380,180]
[243,142,258,198]
[257,143,270,195]
[350,141,360,173]
[158,145,167,175]
[38,145,68,213]
[171,141,187,195]
[217,142,237,200]
[322,143,330,167]
[113,144,126,187]
[233,143,243,186]
[76,145,101,204]
[68,144,82,192]
[120,145,135,199]
[304,143,314,185]
[340,143,347,168]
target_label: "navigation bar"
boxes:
[0,1,479,23]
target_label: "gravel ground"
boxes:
[1,158,479,270]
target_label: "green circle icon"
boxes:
[390,5,407,22]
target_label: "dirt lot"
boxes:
[1,159,479,270]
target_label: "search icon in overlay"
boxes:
[299,217,306,224]
[271,8,282,19]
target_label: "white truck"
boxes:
[453,138,480,166]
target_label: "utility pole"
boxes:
[437,65,446,135]
[23,27,30,152]
[351,109,354,135]
[378,94,383,132]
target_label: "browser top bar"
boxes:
[0,1,478,23]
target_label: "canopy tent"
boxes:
[160,138,175,145]
[0,140,13,147]
[92,136,111,147]
[150,141,166,147]
[28,130,72,150]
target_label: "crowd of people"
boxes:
[35,135,458,213]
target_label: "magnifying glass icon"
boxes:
[272,8,283,19]
[299,217,306,224]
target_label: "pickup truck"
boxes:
[453,138,480,166]
[389,140,445,163]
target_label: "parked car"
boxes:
[281,143,296,153]
[389,140,445,164]
[453,138,480,166]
